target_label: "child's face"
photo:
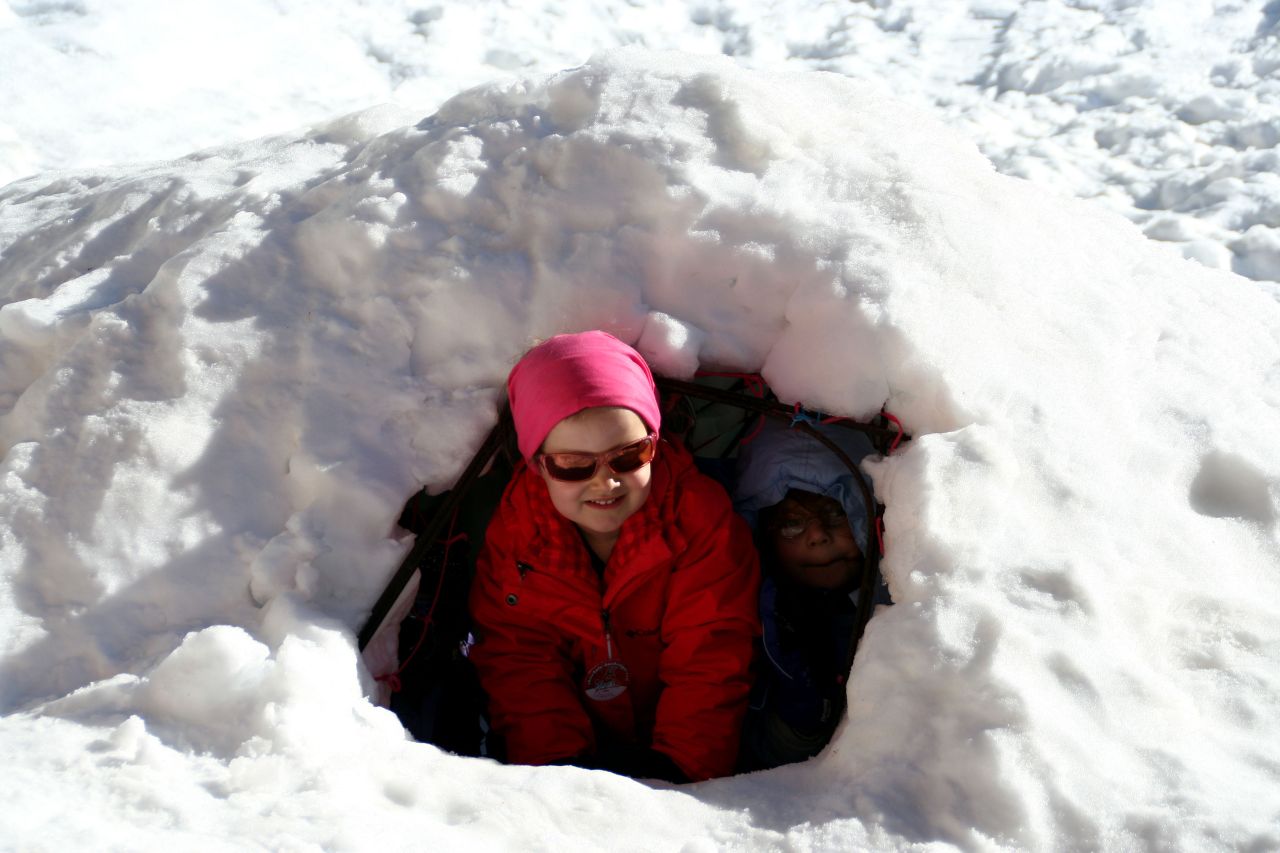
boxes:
[538,406,654,545]
[768,492,861,591]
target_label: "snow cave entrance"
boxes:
[359,370,907,779]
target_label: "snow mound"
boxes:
[2,49,1279,850]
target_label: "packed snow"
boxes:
[4,0,1280,289]
[2,3,1280,852]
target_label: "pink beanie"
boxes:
[507,331,661,461]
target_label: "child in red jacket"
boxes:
[469,331,760,782]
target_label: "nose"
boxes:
[589,464,622,491]
[803,517,831,546]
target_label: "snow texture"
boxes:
[4,0,1280,287]
[1,10,1279,853]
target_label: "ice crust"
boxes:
[1,49,1279,851]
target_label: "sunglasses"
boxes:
[537,434,659,482]
[771,506,849,540]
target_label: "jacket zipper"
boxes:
[601,609,615,660]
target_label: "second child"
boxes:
[733,417,888,770]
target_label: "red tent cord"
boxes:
[686,371,771,448]
[693,370,767,397]
[729,412,766,448]
[881,411,904,454]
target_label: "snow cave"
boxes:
[1,49,1278,850]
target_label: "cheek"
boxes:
[774,537,806,566]
[833,526,860,555]
[542,476,585,517]
[624,466,652,496]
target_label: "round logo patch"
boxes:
[583,660,630,701]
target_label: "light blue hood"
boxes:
[732,417,877,554]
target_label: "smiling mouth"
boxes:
[586,496,624,509]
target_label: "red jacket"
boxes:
[469,440,760,781]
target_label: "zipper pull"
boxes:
[601,609,614,659]
[584,608,630,702]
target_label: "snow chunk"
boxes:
[636,312,706,378]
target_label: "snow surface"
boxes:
[4,0,1280,288]
[2,3,1280,852]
